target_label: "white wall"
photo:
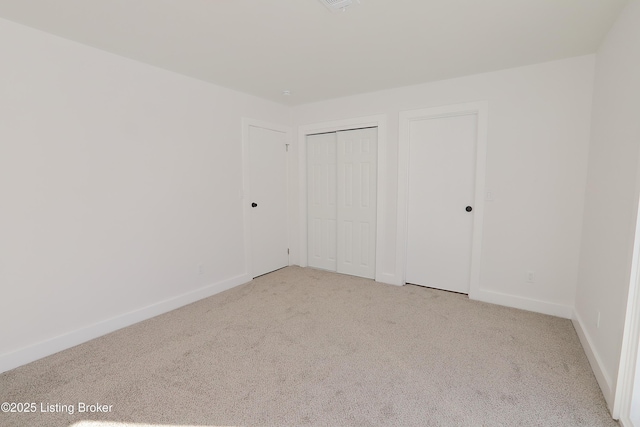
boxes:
[292,55,595,318]
[574,0,640,411]
[0,18,291,372]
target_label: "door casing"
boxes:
[612,193,640,421]
[398,102,488,298]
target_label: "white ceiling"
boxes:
[0,0,629,106]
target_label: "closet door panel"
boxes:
[336,128,377,279]
[307,133,338,271]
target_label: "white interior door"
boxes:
[249,125,288,278]
[307,127,377,280]
[307,132,338,271]
[336,128,377,279]
[405,114,477,293]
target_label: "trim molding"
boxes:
[0,273,251,374]
[397,101,489,293]
[572,309,614,411]
[619,416,636,427]
[378,272,402,286]
[612,191,640,420]
[473,288,573,319]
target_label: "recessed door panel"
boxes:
[307,133,338,272]
[336,128,377,279]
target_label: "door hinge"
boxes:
[287,248,290,254]
[285,144,290,152]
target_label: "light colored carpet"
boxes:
[0,266,617,427]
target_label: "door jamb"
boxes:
[612,194,640,423]
[241,118,292,279]
[297,115,389,283]
[397,102,488,297]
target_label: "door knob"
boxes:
[251,202,258,208]
[466,206,473,212]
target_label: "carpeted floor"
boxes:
[0,266,617,427]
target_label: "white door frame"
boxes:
[612,193,640,424]
[397,102,488,297]
[241,118,292,279]
[297,114,389,283]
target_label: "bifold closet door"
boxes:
[307,127,377,279]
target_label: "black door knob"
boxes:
[466,206,473,212]
[251,202,258,208]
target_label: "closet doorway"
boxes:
[307,127,378,279]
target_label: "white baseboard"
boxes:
[0,273,252,374]
[572,310,614,411]
[471,288,574,319]
[619,416,637,427]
